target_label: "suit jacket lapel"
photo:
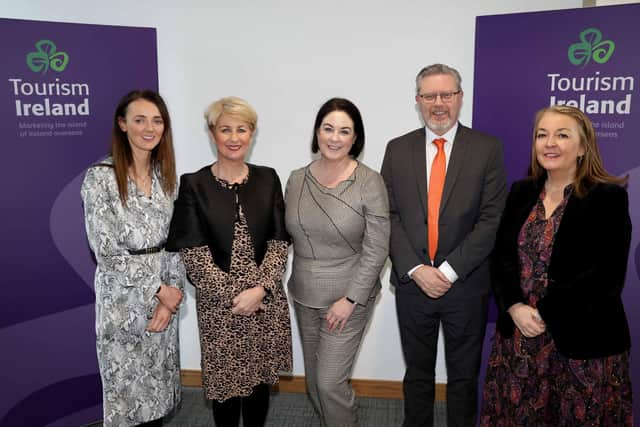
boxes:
[440,124,468,214]
[411,128,428,218]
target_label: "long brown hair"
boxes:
[111,90,177,206]
[529,105,627,198]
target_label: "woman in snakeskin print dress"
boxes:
[81,91,184,427]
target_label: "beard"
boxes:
[426,116,454,133]
[424,105,457,134]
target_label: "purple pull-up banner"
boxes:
[473,3,640,419]
[0,18,158,426]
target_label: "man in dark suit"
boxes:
[381,63,507,427]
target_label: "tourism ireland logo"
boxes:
[568,28,615,67]
[26,40,69,74]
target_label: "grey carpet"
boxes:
[164,387,448,426]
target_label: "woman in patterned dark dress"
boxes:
[81,90,184,427]
[166,96,292,427]
[481,105,633,426]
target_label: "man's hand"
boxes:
[411,265,452,298]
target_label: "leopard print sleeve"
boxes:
[180,246,228,289]
[257,239,288,293]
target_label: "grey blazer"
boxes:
[285,162,390,307]
[380,124,507,298]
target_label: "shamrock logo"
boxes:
[568,28,615,67]
[26,40,69,74]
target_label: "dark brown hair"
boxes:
[530,105,627,197]
[311,98,365,158]
[111,90,176,206]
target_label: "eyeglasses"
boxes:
[417,90,461,103]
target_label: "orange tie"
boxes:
[428,138,446,261]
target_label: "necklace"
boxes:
[130,171,151,184]
[212,162,248,184]
[129,166,152,197]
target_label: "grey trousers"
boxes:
[294,298,374,427]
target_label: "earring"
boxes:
[577,155,584,165]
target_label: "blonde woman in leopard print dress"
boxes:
[166,96,292,427]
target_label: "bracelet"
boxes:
[155,285,162,295]
[345,297,356,305]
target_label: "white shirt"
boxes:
[408,124,459,283]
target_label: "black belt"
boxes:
[128,245,164,255]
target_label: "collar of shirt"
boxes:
[425,122,458,149]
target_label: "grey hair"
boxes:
[415,63,462,94]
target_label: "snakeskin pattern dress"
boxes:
[81,158,184,427]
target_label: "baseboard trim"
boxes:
[181,369,203,387]
[181,370,446,401]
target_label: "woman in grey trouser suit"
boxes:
[285,98,390,426]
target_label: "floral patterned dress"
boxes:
[180,173,292,402]
[81,158,184,427]
[481,187,632,427]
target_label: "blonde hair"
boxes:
[204,96,257,131]
[530,105,627,197]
